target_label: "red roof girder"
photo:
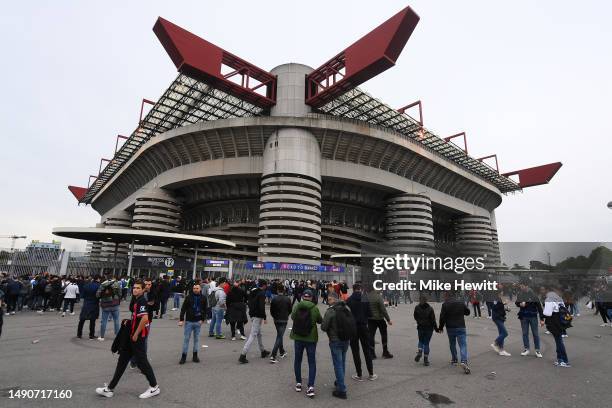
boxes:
[502,162,562,188]
[306,6,420,108]
[153,17,276,109]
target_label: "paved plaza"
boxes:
[1,300,610,408]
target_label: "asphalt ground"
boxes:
[0,299,610,408]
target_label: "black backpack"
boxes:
[335,305,357,341]
[292,307,313,337]
[558,304,573,329]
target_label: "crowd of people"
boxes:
[1,271,611,400]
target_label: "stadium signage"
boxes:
[246,261,344,272]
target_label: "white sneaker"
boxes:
[231,337,236,341]
[70,312,75,316]
[240,335,246,340]
[171,308,177,311]
[498,350,512,357]
[98,337,105,342]
[306,387,315,398]
[351,374,364,381]
[10,311,16,315]
[562,334,568,338]
[600,323,608,327]
[535,350,543,358]
[95,385,114,398]
[139,386,160,399]
[62,312,66,317]
[558,362,571,368]
[490,343,501,353]
[545,330,551,335]
[37,310,43,314]
[575,314,580,317]
[368,373,379,381]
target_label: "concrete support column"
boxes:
[258,128,322,265]
[131,187,182,256]
[489,210,501,266]
[101,212,131,260]
[454,214,494,265]
[385,193,435,254]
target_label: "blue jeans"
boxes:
[173,293,182,309]
[553,333,568,363]
[607,309,612,322]
[417,328,434,355]
[209,307,224,336]
[182,321,201,354]
[520,316,541,350]
[271,321,287,357]
[294,340,317,387]
[100,306,120,338]
[329,340,349,393]
[446,327,468,363]
[493,319,508,349]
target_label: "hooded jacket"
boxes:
[290,299,322,342]
[321,300,350,342]
[413,302,438,330]
[346,291,371,326]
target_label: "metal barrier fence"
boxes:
[1,248,360,283]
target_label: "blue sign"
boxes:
[246,261,344,273]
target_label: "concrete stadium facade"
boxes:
[87,64,503,266]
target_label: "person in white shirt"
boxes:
[62,279,80,317]
[543,285,570,367]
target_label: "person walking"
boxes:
[346,283,377,381]
[208,277,227,339]
[543,285,571,367]
[61,279,80,317]
[270,285,292,363]
[97,276,122,341]
[366,287,393,359]
[77,276,101,339]
[469,290,482,318]
[515,281,544,357]
[290,289,322,398]
[413,294,439,366]
[321,291,355,399]
[490,289,511,357]
[238,279,270,363]
[95,281,159,399]
[178,282,207,364]
[438,291,471,374]
[226,280,248,341]
[171,276,185,311]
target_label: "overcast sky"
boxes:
[0,0,610,252]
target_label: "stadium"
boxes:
[64,6,561,278]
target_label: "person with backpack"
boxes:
[290,289,322,398]
[208,277,227,339]
[321,291,355,399]
[515,281,545,358]
[490,288,512,357]
[346,283,377,381]
[413,294,439,366]
[270,285,292,363]
[97,276,122,341]
[543,285,571,367]
[178,282,207,364]
[238,280,271,363]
